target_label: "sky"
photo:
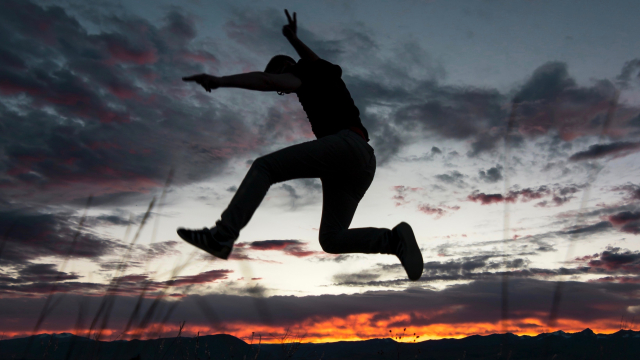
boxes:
[1,0,640,343]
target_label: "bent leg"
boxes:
[318,163,396,255]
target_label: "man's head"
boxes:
[264,55,296,74]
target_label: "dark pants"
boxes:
[215,129,396,254]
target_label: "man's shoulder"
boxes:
[296,58,342,77]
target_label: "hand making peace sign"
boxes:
[282,9,297,39]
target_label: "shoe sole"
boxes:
[396,222,423,281]
[177,229,231,260]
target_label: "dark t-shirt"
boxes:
[289,58,369,141]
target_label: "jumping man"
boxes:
[178,10,424,280]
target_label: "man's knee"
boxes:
[248,156,274,183]
[250,156,270,172]
[319,231,340,254]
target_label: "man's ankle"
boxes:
[386,229,400,255]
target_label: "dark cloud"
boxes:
[608,211,640,226]
[562,221,612,236]
[3,1,638,208]
[434,171,467,187]
[0,263,79,285]
[569,141,640,161]
[478,165,503,183]
[166,269,232,287]
[612,184,640,201]
[621,222,640,235]
[16,263,80,283]
[94,214,134,226]
[332,272,381,285]
[0,0,267,206]
[513,62,576,103]
[467,191,505,205]
[629,113,640,128]
[240,240,321,258]
[468,184,582,207]
[580,247,640,276]
[336,246,640,288]
[3,277,636,336]
[0,206,125,266]
[616,58,640,89]
[0,268,233,297]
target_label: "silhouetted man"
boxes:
[179,10,423,280]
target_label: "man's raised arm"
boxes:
[282,10,319,62]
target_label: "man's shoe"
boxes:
[393,222,423,281]
[177,227,232,260]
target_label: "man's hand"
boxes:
[182,74,220,92]
[282,9,297,39]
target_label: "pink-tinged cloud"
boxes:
[392,186,422,207]
[244,240,322,258]
[468,191,506,205]
[612,184,640,201]
[608,211,640,225]
[621,222,640,235]
[469,185,582,206]
[586,248,640,273]
[166,269,232,287]
[183,50,218,64]
[104,37,158,65]
[417,203,458,219]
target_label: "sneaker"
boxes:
[393,222,423,281]
[177,227,232,260]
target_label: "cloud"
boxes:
[616,58,640,89]
[417,204,459,219]
[144,241,181,259]
[581,247,640,275]
[0,206,125,266]
[434,171,467,187]
[467,191,505,205]
[562,221,612,236]
[478,165,503,183]
[0,0,267,206]
[241,240,321,257]
[468,184,582,207]
[1,278,636,339]
[584,207,640,236]
[0,264,80,285]
[513,61,576,103]
[611,184,640,201]
[0,267,234,297]
[569,141,640,161]
[608,211,640,225]
[391,185,421,206]
[166,269,233,287]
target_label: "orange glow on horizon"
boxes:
[1,312,625,344]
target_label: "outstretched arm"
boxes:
[282,10,319,62]
[182,72,301,93]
